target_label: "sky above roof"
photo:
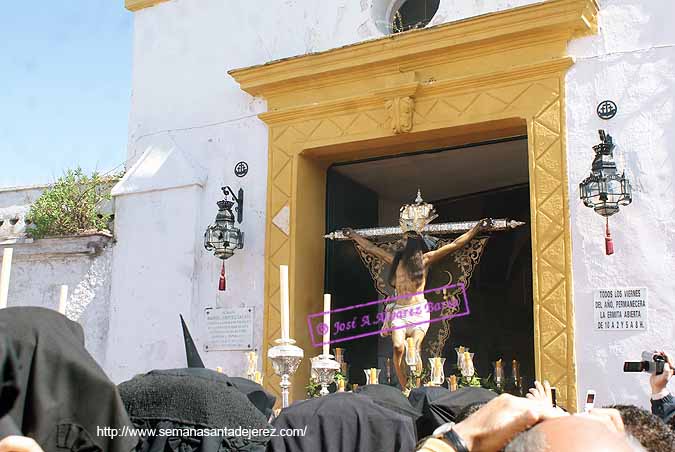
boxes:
[0,0,132,188]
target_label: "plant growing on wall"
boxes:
[27,168,118,239]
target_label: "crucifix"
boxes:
[325,190,524,389]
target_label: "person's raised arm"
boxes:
[650,352,675,421]
[424,219,491,266]
[416,393,567,452]
[343,228,394,264]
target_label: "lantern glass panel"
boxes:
[607,179,622,197]
[619,179,632,205]
[599,179,609,200]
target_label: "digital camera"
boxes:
[623,351,666,375]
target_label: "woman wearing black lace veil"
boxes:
[118,368,271,451]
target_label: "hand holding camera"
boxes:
[623,351,673,396]
[649,352,673,395]
[623,351,668,375]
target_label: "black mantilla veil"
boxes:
[119,368,271,452]
[0,306,138,452]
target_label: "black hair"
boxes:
[456,401,487,423]
[388,232,428,288]
[606,404,675,451]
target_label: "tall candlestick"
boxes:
[323,294,331,356]
[280,265,290,340]
[58,285,68,315]
[0,248,13,309]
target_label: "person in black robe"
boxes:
[354,384,421,437]
[118,368,271,451]
[267,392,416,452]
[0,307,138,452]
[413,387,496,438]
[0,336,21,439]
[408,386,452,438]
[226,378,276,422]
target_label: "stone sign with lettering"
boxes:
[204,306,254,351]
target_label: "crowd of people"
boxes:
[0,306,674,452]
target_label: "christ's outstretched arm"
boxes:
[343,228,394,264]
[424,218,491,265]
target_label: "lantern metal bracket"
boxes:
[222,186,244,224]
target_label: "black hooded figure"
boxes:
[0,307,138,452]
[181,315,205,368]
[180,315,276,420]
[0,335,21,439]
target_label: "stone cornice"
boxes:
[125,0,170,12]
[229,0,598,98]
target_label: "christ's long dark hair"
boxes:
[388,232,428,288]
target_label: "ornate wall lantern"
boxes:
[579,130,632,255]
[204,186,244,289]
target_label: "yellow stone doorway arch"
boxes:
[230,0,599,410]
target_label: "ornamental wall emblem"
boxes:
[385,96,415,134]
[596,100,617,120]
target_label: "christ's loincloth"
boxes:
[380,299,430,337]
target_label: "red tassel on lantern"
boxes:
[218,261,226,291]
[605,218,614,256]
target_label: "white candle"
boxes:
[58,285,68,315]
[280,265,290,340]
[323,294,331,356]
[0,248,13,309]
[406,337,416,363]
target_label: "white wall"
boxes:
[121,0,675,409]
[0,186,114,365]
[116,0,385,381]
[566,0,675,408]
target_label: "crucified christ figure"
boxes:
[343,218,490,389]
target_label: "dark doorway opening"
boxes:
[324,136,535,388]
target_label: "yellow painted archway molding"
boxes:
[230,0,599,409]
